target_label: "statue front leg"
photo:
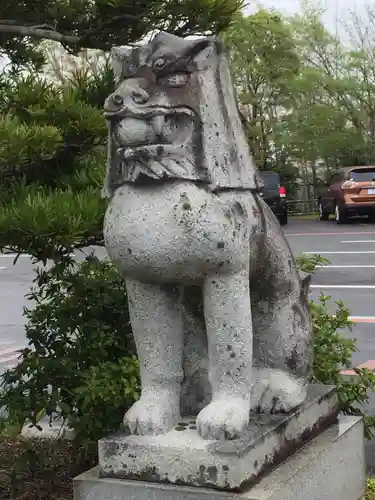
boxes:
[125,278,184,435]
[197,269,252,440]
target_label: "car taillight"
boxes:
[341,180,356,189]
[278,186,286,198]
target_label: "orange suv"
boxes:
[318,166,375,224]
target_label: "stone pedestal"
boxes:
[97,385,338,491]
[74,415,365,500]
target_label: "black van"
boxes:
[258,170,288,225]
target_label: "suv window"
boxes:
[350,168,375,182]
[259,172,280,189]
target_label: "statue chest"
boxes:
[103,181,259,283]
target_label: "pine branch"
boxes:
[0,23,110,50]
[0,13,143,51]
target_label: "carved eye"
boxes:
[154,58,166,70]
[160,73,189,87]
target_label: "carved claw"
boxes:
[253,369,307,413]
[124,394,180,436]
[196,397,250,440]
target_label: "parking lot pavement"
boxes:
[0,254,35,370]
[286,220,375,362]
[0,247,108,373]
[285,219,375,341]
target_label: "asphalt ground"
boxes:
[1,219,375,467]
[286,219,375,366]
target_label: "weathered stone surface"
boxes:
[74,415,365,500]
[98,385,338,491]
[102,31,313,442]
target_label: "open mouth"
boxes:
[110,107,196,150]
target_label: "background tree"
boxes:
[225,2,375,197]
[224,10,300,169]
[284,2,375,175]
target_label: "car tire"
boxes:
[335,203,348,224]
[279,212,288,225]
[318,200,329,221]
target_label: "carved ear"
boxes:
[111,46,132,83]
[184,38,212,59]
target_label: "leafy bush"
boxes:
[0,256,139,444]
[367,477,375,500]
[296,253,329,273]
[1,253,375,445]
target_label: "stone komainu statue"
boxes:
[102,32,312,441]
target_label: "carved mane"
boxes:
[189,35,259,190]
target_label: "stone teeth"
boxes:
[152,115,165,137]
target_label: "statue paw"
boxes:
[124,393,180,435]
[257,369,307,413]
[196,397,250,440]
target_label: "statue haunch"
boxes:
[103,32,312,441]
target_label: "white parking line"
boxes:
[317,265,375,268]
[311,285,375,289]
[331,316,375,324]
[0,344,23,368]
[285,231,375,237]
[349,316,375,323]
[0,254,30,258]
[0,253,75,258]
[341,240,375,243]
[0,347,22,357]
[304,251,375,254]
[0,267,5,270]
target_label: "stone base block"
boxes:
[98,384,338,490]
[74,415,365,500]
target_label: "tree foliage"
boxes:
[224,10,300,169]
[0,70,110,260]
[0,0,243,64]
[284,4,375,169]
[226,3,375,192]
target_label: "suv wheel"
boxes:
[335,203,348,224]
[318,200,329,221]
[279,212,288,225]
